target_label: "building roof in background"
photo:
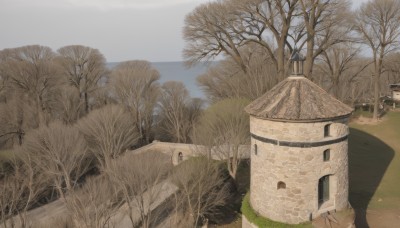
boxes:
[390,84,400,90]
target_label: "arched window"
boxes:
[254,144,258,155]
[323,149,330,161]
[178,152,183,163]
[277,181,286,190]
[324,124,331,137]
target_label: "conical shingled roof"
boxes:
[245,76,353,122]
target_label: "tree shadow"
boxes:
[348,128,394,228]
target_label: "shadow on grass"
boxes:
[208,159,251,226]
[348,128,394,228]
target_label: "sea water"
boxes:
[108,61,209,99]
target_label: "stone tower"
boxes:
[243,50,353,225]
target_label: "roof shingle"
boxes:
[245,76,353,122]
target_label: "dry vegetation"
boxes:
[0,43,240,227]
[1,0,400,227]
[185,0,400,119]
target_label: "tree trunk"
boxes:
[18,130,23,146]
[304,38,315,78]
[277,38,286,80]
[373,59,382,120]
[333,75,340,99]
[36,95,45,127]
[144,117,152,144]
[137,110,143,145]
[84,92,89,114]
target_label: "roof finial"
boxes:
[290,48,305,76]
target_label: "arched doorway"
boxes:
[178,152,183,163]
[318,175,330,207]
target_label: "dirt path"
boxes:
[2,181,178,228]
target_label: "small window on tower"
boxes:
[324,124,331,137]
[254,144,258,155]
[323,149,330,161]
[277,181,286,190]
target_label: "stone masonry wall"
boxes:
[129,141,250,165]
[249,117,349,224]
[250,116,348,142]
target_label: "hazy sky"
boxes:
[1,0,368,62]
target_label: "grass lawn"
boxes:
[0,149,14,172]
[349,111,400,210]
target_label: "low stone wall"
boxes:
[128,141,250,165]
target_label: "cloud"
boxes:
[68,0,202,9]
[2,0,203,10]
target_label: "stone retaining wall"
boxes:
[129,141,250,165]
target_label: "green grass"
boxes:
[349,111,400,209]
[352,109,374,119]
[241,193,312,228]
[0,149,14,164]
[0,149,15,176]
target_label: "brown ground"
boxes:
[316,209,400,228]
[360,209,400,228]
[312,209,355,228]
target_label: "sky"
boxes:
[0,0,368,63]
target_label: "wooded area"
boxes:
[1,0,400,227]
[185,0,400,119]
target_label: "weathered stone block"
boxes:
[249,116,349,224]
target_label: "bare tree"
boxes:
[106,151,172,228]
[183,1,247,72]
[77,105,140,170]
[57,86,83,125]
[0,166,29,228]
[21,122,92,199]
[0,64,8,103]
[157,81,203,143]
[297,0,353,78]
[109,60,160,145]
[354,0,400,119]
[0,48,16,104]
[90,85,115,110]
[1,45,60,126]
[57,45,108,115]
[315,42,372,101]
[0,96,36,148]
[383,52,400,86]
[0,151,51,228]
[184,0,299,79]
[171,157,232,227]
[233,0,299,79]
[184,0,360,81]
[192,98,250,180]
[65,175,123,228]
[197,44,279,102]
